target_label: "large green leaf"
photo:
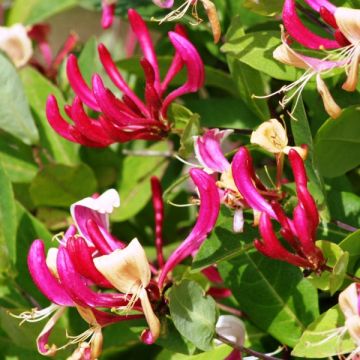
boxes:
[315,106,360,178]
[113,142,169,222]
[0,54,39,145]
[339,230,360,273]
[20,67,79,166]
[0,162,17,275]
[221,26,300,81]
[168,280,217,351]
[7,0,78,25]
[243,0,283,16]
[219,251,319,347]
[30,163,97,207]
[292,306,355,358]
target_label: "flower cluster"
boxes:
[46,9,204,147]
[272,0,360,118]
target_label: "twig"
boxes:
[121,149,174,157]
[331,220,358,233]
[323,265,360,283]
[296,3,333,35]
[216,334,282,360]
[216,302,244,317]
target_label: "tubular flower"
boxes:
[194,129,281,232]
[232,147,325,271]
[46,9,205,147]
[154,0,221,43]
[101,0,117,29]
[273,0,360,117]
[0,24,33,67]
[339,283,360,349]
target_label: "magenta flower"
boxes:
[232,147,325,271]
[194,129,281,232]
[46,9,204,147]
[158,168,220,288]
[101,0,116,29]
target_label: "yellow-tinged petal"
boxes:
[46,248,59,279]
[283,146,308,160]
[342,46,360,92]
[316,74,342,118]
[339,283,359,320]
[345,316,360,346]
[273,43,309,70]
[0,24,33,67]
[201,0,221,43]
[334,8,360,44]
[250,119,288,154]
[140,288,161,341]
[93,238,151,294]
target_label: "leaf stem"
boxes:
[216,334,282,360]
[323,264,360,283]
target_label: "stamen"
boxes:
[52,232,65,245]
[173,154,203,168]
[10,303,60,325]
[153,0,194,24]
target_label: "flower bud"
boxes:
[0,24,33,67]
[316,74,342,118]
[215,315,246,347]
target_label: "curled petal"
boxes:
[158,168,220,288]
[128,9,161,93]
[97,44,149,117]
[37,307,66,356]
[28,240,74,306]
[232,147,277,219]
[334,7,360,44]
[256,213,310,268]
[194,129,232,173]
[57,247,134,309]
[339,283,359,320]
[316,74,342,119]
[282,0,340,49]
[162,31,205,115]
[70,188,120,249]
[66,55,100,111]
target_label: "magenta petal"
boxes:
[232,148,277,219]
[57,247,134,309]
[162,31,205,115]
[92,307,144,327]
[293,204,315,257]
[194,129,231,173]
[158,169,220,288]
[128,9,161,93]
[101,2,116,29]
[283,0,340,49]
[27,240,74,306]
[152,0,174,8]
[66,55,100,111]
[303,0,336,13]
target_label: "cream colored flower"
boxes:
[94,238,161,341]
[0,24,33,67]
[250,119,307,159]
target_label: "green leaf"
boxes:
[315,106,360,178]
[309,240,347,292]
[219,251,319,347]
[156,345,232,360]
[0,54,39,145]
[112,142,169,222]
[0,133,37,183]
[0,162,17,275]
[292,305,355,358]
[7,0,78,24]
[30,163,98,207]
[243,0,283,16]
[192,209,256,271]
[339,230,360,273]
[328,191,360,228]
[78,37,102,84]
[221,28,300,81]
[20,67,79,166]
[330,251,349,295]
[291,97,328,219]
[226,56,270,122]
[168,104,195,131]
[168,280,217,351]
[178,113,200,158]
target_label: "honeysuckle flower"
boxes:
[193,129,281,233]
[158,168,220,288]
[250,118,307,158]
[339,283,360,356]
[0,23,33,67]
[232,147,325,271]
[101,0,117,29]
[154,0,221,43]
[46,9,204,147]
[275,0,360,117]
[215,315,246,360]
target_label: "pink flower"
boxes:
[46,9,204,147]
[101,0,116,29]
[232,147,325,271]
